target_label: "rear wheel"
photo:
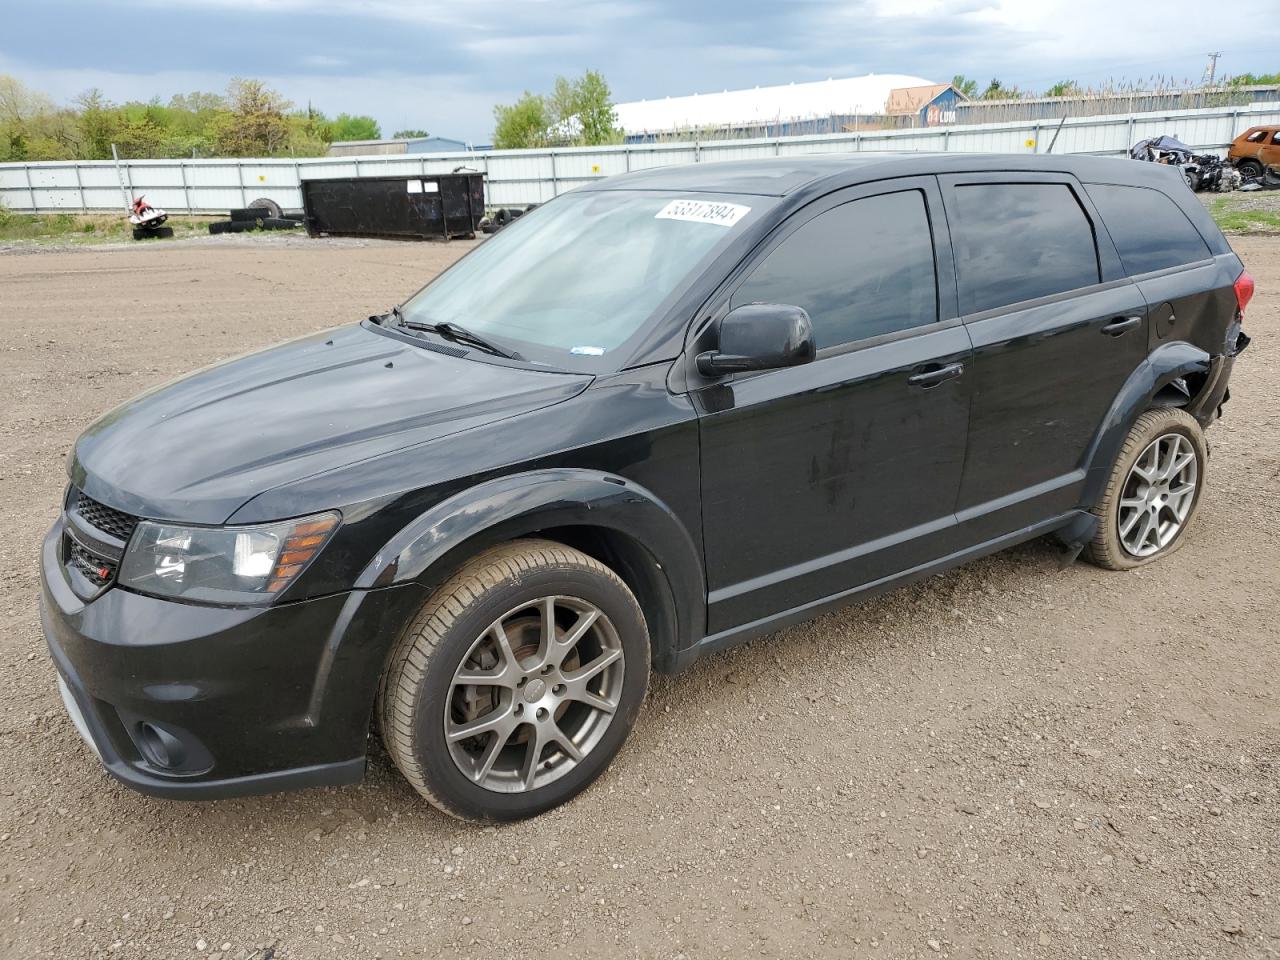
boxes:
[1086,408,1207,570]
[378,540,650,821]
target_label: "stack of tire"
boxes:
[208,198,305,235]
[478,204,540,235]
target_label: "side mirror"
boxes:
[696,303,816,377]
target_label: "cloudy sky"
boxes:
[2,0,1277,143]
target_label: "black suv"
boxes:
[41,154,1253,821]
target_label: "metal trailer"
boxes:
[299,172,485,240]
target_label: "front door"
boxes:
[693,178,973,636]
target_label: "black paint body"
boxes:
[40,153,1248,799]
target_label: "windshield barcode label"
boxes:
[655,199,750,227]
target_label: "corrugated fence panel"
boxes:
[4,103,1280,213]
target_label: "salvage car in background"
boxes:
[1130,135,1241,192]
[41,154,1252,822]
[1228,125,1280,182]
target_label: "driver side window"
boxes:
[732,190,938,350]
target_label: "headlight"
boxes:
[118,512,340,604]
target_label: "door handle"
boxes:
[1102,316,1141,336]
[907,361,964,388]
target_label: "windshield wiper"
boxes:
[398,316,523,360]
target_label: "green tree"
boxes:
[0,74,59,160]
[393,128,430,139]
[1226,71,1280,86]
[980,78,1023,100]
[493,91,552,149]
[493,70,620,148]
[210,77,292,156]
[951,74,979,98]
[1044,80,1082,97]
[327,113,381,141]
[168,91,227,113]
[74,89,117,159]
[564,69,620,145]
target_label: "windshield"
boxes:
[399,190,766,370]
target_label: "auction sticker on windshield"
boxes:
[655,199,750,228]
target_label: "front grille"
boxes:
[73,491,139,542]
[68,539,117,586]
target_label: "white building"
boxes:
[614,73,936,137]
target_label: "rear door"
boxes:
[1083,182,1220,355]
[938,173,1145,541]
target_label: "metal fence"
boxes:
[3,102,1279,215]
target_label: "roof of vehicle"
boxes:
[582,152,1187,197]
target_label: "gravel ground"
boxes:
[0,234,1276,960]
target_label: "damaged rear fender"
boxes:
[1078,341,1217,509]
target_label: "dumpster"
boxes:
[300,173,485,240]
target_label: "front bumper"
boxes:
[40,517,425,800]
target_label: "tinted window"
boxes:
[733,190,937,349]
[1245,130,1267,143]
[1087,183,1212,275]
[951,183,1100,314]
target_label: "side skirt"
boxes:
[669,511,1085,672]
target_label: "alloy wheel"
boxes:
[445,596,625,793]
[1117,432,1199,558]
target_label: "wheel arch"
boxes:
[1081,340,1212,508]
[357,469,705,672]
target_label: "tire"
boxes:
[378,540,650,822]
[1237,160,1263,182]
[248,197,284,219]
[1085,408,1207,571]
[133,226,173,239]
[1183,168,1201,192]
[258,217,301,230]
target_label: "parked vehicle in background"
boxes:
[41,153,1253,822]
[1229,126,1280,180]
[127,196,172,241]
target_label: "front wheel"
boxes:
[378,540,650,821]
[1085,408,1208,570]
[1237,159,1263,182]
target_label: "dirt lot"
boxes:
[1,234,1277,960]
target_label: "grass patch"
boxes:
[1204,193,1280,235]
[0,208,219,244]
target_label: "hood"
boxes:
[70,323,591,524]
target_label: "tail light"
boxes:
[1234,269,1255,317]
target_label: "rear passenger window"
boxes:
[1087,184,1212,275]
[733,190,937,349]
[951,183,1100,314]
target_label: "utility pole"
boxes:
[1205,51,1223,85]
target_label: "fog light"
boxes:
[136,722,186,770]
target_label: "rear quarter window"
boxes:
[1086,183,1212,276]
[950,182,1101,314]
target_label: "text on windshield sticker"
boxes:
[655,199,750,228]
